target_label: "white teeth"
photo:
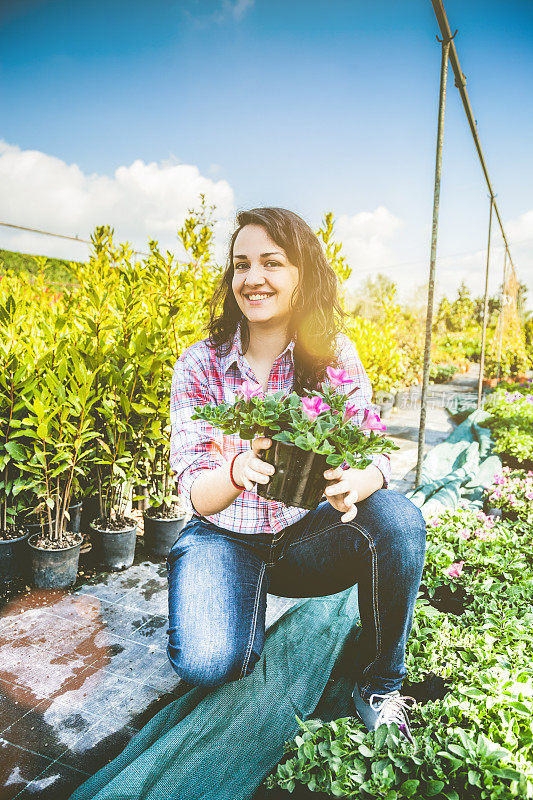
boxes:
[247,294,271,301]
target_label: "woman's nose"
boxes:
[244,263,267,284]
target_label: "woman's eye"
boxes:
[234,261,280,270]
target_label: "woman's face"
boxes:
[231,224,300,329]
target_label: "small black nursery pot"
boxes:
[256,438,330,510]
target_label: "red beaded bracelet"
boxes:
[229,452,245,490]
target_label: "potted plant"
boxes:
[0,306,37,581]
[74,242,166,571]
[141,440,188,560]
[18,360,99,588]
[192,367,399,510]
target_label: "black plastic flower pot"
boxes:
[0,532,31,581]
[20,502,83,538]
[256,439,330,510]
[89,518,138,570]
[80,495,101,535]
[142,512,187,560]
[27,534,83,589]
[67,501,82,533]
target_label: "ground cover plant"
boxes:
[482,389,533,468]
[264,504,533,798]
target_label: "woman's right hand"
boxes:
[232,437,275,492]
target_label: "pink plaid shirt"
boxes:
[169,320,390,535]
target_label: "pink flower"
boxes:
[493,473,505,486]
[326,366,355,389]
[237,380,264,401]
[429,517,440,528]
[360,409,387,433]
[444,560,464,578]
[458,528,471,540]
[301,396,331,421]
[342,400,359,424]
[525,490,533,501]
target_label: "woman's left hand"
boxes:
[323,466,359,523]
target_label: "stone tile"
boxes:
[15,760,89,800]
[0,739,54,800]
[1,700,99,764]
[130,615,167,647]
[0,610,98,666]
[117,565,169,617]
[47,594,164,646]
[0,589,70,622]
[55,714,139,774]
[0,647,88,708]
[0,680,44,736]
[143,658,182,694]
[80,634,166,682]
[39,667,166,734]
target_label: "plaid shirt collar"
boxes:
[220,317,296,376]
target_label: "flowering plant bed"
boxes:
[192,367,398,471]
[264,502,533,798]
[483,468,533,523]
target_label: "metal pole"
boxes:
[415,33,453,489]
[496,248,507,384]
[430,0,517,277]
[477,195,494,407]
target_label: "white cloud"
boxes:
[333,206,402,286]
[435,210,533,305]
[223,0,254,21]
[182,0,254,27]
[0,141,235,262]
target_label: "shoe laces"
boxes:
[369,691,417,733]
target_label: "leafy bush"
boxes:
[344,317,411,395]
[482,390,533,467]
[430,364,459,384]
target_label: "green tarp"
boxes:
[69,410,500,800]
[69,587,362,800]
[407,409,500,519]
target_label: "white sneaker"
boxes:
[352,681,417,744]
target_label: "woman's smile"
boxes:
[244,292,275,304]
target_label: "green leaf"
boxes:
[4,441,26,460]
[374,724,388,749]
[426,780,445,796]
[399,780,419,796]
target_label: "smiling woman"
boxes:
[167,206,426,744]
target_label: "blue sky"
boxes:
[1,0,532,304]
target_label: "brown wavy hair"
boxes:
[206,207,348,394]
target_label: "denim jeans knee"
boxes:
[167,638,261,688]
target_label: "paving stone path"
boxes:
[0,371,479,799]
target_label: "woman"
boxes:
[168,207,426,742]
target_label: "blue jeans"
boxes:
[166,489,426,701]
